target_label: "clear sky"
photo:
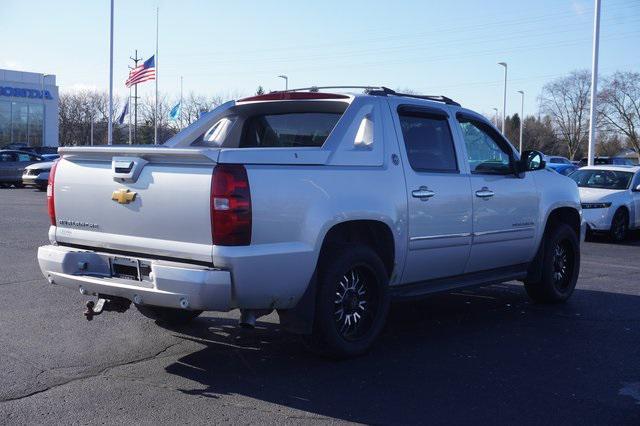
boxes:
[1,0,638,117]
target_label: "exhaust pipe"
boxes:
[239,309,272,329]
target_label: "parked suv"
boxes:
[37,87,584,358]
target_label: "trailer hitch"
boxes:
[84,296,131,321]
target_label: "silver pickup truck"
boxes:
[38,87,584,358]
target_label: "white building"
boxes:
[0,69,59,148]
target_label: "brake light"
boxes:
[211,164,251,246]
[47,160,59,226]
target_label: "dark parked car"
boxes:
[0,150,44,188]
[579,156,637,167]
[1,144,58,155]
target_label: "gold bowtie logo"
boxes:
[111,188,137,204]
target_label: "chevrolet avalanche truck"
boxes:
[38,87,584,358]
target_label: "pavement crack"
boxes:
[0,341,183,404]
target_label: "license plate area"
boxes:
[110,257,141,281]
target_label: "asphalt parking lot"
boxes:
[1,188,639,425]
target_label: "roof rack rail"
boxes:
[279,85,385,93]
[272,86,461,107]
[365,87,461,106]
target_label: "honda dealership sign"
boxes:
[0,86,54,100]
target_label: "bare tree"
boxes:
[598,71,640,161]
[596,133,625,157]
[539,70,591,160]
[59,91,122,146]
[179,92,225,128]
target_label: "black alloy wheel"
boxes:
[333,266,380,342]
[524,223,580,304]
[551,239,575,293]
[307,244,390,358]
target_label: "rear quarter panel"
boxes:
[213,161,408,309]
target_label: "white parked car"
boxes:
[37,87,584,358]
[569,165,640,241]
[22,161,56,191]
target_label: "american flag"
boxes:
[125,55,155,87]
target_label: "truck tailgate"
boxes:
[53,151,216,263]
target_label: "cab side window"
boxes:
[457,116,513,174]
[399,111,458,173]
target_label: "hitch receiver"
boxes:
[84,296,131,321]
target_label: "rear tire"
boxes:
[12,182,24,188]
[609,208,628,243]
[135,304,202,326]
[524,223,580,303]
[306,244,390,359]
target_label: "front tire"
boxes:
[609,208,628,243]
[307,244,390,359]
[135,304,202,326]
[524,223,580,303]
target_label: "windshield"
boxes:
[569,169,633,190]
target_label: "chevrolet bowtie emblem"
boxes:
[111,188,137,204]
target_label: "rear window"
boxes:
[241,112,341,148]
[399,113,458,173]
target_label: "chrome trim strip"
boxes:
[410,232,472,241]
[473,226,535,237]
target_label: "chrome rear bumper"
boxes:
[38,245,232,311]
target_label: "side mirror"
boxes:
[633,184,640,192]
[517,150,546,173]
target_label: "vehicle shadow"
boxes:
[164,285,640,425]
[586,230,640,247]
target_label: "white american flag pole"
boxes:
[154,6,159,145]
[108,0,114,145]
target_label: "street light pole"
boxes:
[40,73,52,147]
[587,0,601,166]
[498,62,507,135]
[278,75,288,91]
[517,90,525,154]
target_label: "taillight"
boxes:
[211,164,251,246]
[47,160,59,226]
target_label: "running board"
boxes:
[390,264,528,300]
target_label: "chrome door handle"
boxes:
[475,187,495,198]
[412,186,436,199]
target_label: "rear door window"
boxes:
[398,112,458,173]
[241,112,341,148]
